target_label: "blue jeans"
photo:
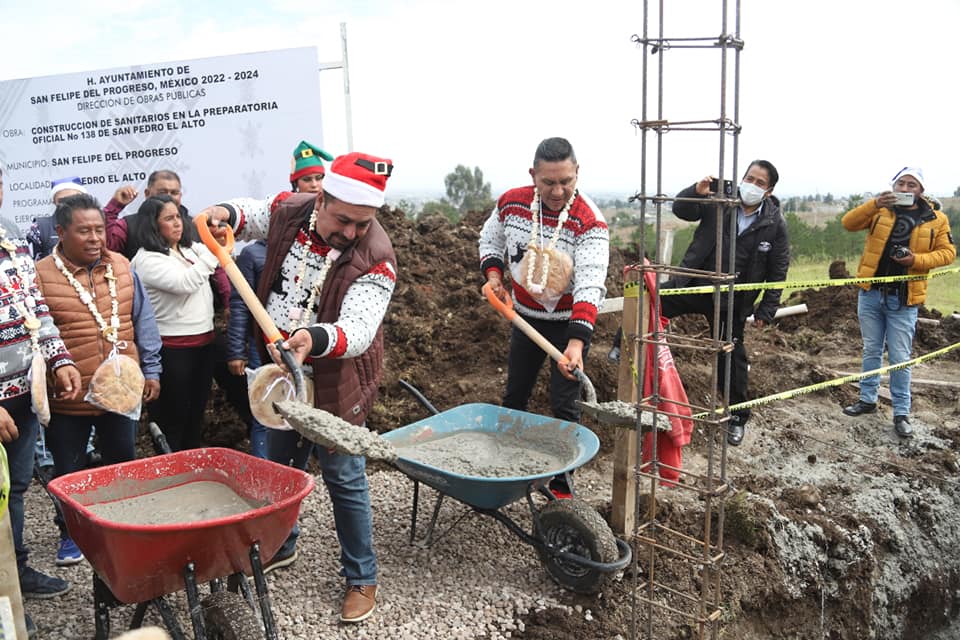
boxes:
[46,411,137,537]
[857,288,918,416]
[2,396,39,570]
[268,428,377,585]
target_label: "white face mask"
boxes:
[738,181,767,207]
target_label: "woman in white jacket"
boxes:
[131,195,219,450]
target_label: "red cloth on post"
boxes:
[637,264,693,483]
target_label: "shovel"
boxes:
[194,213,307,402]
[482,282,597,403]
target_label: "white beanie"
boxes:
[891,167,924,190]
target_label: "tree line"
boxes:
[401,165,960,265]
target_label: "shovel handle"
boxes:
[194,211,235,264]
[193,213,282,344]
[482,282,570,367]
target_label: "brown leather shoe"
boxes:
[340,585,377,623]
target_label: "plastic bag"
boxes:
[247,364,314,430]
[28,351,50,426]
[85,352,145,420]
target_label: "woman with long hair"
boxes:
[131,195,219,450]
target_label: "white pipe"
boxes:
[746,303,808,323]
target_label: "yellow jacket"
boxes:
[842,196,955,306]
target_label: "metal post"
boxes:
[318,22,354,152]
[341,22,354,152]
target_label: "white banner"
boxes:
[0,47,325,233]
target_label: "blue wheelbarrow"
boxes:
[381,381,632,594]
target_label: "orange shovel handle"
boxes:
[481,281,517,322]
[193,212,235,265]
[481,282,570,367]
[193,213,282,345]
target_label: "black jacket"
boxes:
[670,183,790,323]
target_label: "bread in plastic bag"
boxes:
[247,363,314,430]
[29,351,50,426]
[85,352,145,419]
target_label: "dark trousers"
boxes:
[660,292,752,422]
[47,410,137,537]
[151,342,216,451]
[502,316,590,422]
[212,332,254,427]
[2,396,39,569]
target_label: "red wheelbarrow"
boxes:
[47,443,314,639]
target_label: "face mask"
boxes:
[738,181,767,206]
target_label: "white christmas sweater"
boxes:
[478,186,609,343]
[0,217,74,401]
[222,193,396,359]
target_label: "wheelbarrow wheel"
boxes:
[537,498,619,594]
[202,590,263,640]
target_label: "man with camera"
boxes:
[841,167,955,437]
[660,160,789,446]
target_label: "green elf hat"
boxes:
[290,140,335,183]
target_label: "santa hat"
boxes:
[51,176,87,199]
[289,140,334,183]
[891,166,924,190]
[323,152,394,208]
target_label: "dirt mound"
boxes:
[368,207,624,431]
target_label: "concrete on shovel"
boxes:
[273,400,398,462]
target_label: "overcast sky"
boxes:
[1,0,957,200]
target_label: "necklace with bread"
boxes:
[53,252,120,344]
[526,187,577,294]
[288,207,340,330]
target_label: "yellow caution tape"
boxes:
[622,266,960,297]
[691,340,960,418]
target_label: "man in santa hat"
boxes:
[199,151,396,624]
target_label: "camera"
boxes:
[890,244,910,260]
[709,178,735,197]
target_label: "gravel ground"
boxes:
[21,455,614,639]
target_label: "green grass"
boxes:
[783,256,960,315]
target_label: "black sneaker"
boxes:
[263,545,298,575]
[843,400,877,416]
[894,415,913,438]
[19,566,70,599]
[25,612,38,639]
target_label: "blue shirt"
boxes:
[131,271,163,379]
[737,201,764,236]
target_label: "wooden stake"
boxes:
[611,270,645,535]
